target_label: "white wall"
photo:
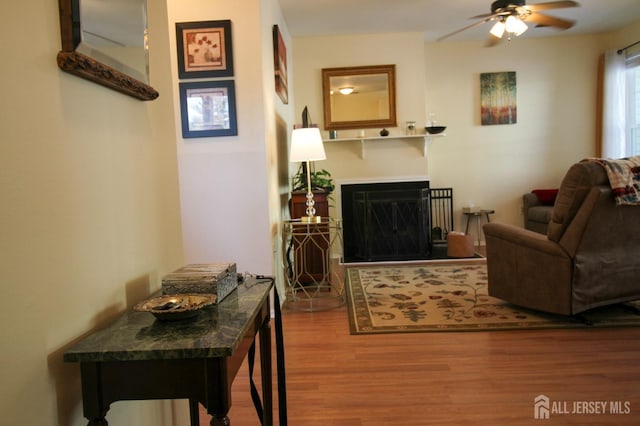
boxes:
[293,32,429,225]
[0,1,184,425]
[425,34,603,236]
[292,27,640,243]
[168,0,293,297]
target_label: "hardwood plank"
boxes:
[202,302,640,425]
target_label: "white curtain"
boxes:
[601,49,627,159]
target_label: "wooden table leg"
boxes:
[210,414,230,426]
[260,316,273,426]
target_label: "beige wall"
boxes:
[0,1,184,425]
[168,0,293,300]
[292,26,639,243]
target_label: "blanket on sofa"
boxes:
[586,156,640,205]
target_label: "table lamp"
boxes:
[290,127,327,223]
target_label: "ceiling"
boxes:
[279,0,640,42]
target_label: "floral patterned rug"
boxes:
[346,261,640,334]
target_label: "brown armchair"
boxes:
[484,161,640,315]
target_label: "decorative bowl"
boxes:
[134,294,216,321]
[425,126,446,135]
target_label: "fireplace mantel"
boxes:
[338,175,429,186]
[324,134,444,158]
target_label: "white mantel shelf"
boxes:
[323,134,446,159]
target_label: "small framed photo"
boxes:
[179,80,238,138]
[272,25,288,104]
[176,20,234,79]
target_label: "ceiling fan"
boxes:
[437,0,579,47]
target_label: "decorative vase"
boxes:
[380,128,389,136]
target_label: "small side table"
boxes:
[463,208,495,248]
[282,218,344,311]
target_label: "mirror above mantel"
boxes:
[322,64,397,130]
[56,0,159,101]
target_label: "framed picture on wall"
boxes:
[176,20,234,79]
[272,25,289,104]
[179,80,238,138]
[480,71,517,125]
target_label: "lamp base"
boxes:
[300,215,322,223]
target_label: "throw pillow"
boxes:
[532,189,559,205]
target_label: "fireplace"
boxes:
[341,180,432,262]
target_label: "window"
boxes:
[627,51,640,155]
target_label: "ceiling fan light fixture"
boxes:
[490,21,506,38]
[339,87,354,95]
[505,15,528,36]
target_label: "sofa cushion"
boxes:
[532,189,558,205]
[548,161,609,242]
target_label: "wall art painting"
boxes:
[481,71,517,125]
[179,80,237,138]
[176,20,234,79]
[272,25,288,104]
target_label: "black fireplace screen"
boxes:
[342,183,453,263]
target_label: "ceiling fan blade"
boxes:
[524,1,579,12]
[437,17,493,41]
[470,12,494,19]
[485,34,504,48]
[525,12,575,29]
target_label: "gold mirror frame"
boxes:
[56,0,159,101]
[322,64,396,130]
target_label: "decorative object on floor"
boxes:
[176,20,234,79]
[446,232,475,258]
[179,80,238,138]
[481,71,517,125]
[290,127,327,223]
[272,25,288,104]
[345,261,640,335]
[134,294,216,321]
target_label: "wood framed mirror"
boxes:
[56,0,159,101]
[322,64,396,130]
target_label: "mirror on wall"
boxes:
[322,64,396,130]
[57,0,158,100]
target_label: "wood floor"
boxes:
[201,295,640,424]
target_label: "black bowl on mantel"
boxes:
[425,126,446,135]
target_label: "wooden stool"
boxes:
[463,208,495,247]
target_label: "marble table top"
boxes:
[64,278,272,363]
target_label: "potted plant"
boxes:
[291,163,334,194]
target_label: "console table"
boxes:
[64,278,273,426]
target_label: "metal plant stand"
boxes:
[283,218,344,311]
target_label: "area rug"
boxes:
[345,261,640,334]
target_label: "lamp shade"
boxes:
[290,127,326,162]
